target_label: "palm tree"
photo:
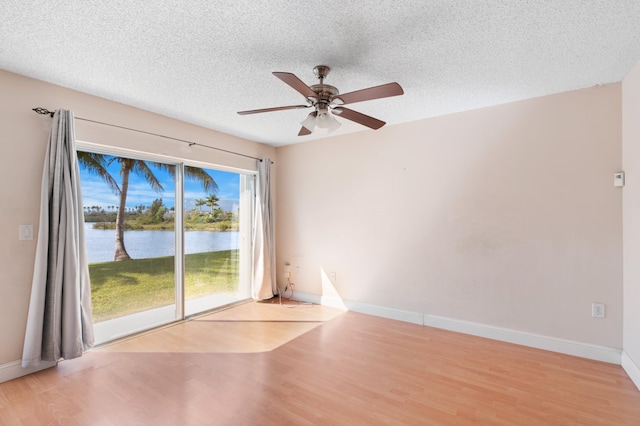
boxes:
[195,198,206,213]
[78,152,217,261]
[77,151,120,195]
[111,158,159,260]
[204,194,220,213]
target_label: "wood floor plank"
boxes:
[1,301,639,425]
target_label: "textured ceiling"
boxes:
[2,1,640,147]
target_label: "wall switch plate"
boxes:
[330,272,336,282]
[592,303,605,318]
[614,172,625,187]
[19,225,33,241]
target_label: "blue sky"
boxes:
[78,154,240,212]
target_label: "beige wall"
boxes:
[276,84,623,348]
[0,70,275,366]
[0,66,629,373]
[623,61,640,367]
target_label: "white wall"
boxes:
[276,84,623,349]
[0,70,275,375]
[622,60,640,385]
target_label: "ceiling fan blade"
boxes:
[237,105,309,115]
[334,82,404,105]
[273,72,318,99]
[298,126,312,136]
[333,107,386,130]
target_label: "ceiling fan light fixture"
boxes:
[317,111,341,133]
[301,111,317,132]
[328,116,342,133]
[301,109,341,134]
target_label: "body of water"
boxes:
[84,223,239,263]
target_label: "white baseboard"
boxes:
[622,352,640,391]
[292,291,321,305]
[295,291,622,365]
[422,314,621,364]
[0,359,56,384]
[323,295,423,325]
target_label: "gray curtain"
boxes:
[252,158,277,300]
[22,109,94,368]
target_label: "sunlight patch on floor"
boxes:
[96,300,345,354]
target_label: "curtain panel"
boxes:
[252,158,277,300]
[22,109,94,367]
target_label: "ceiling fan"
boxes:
[237,65,404,136]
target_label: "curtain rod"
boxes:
[32,107,264,162]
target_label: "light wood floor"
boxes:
[1,300,640,425]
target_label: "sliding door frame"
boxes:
[77,140,256,339]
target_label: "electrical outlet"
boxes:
[330,272,336,282]
[284,263,291,279]
[592,303,605,318]
[295,266,301,275]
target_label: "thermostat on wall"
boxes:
[614,172,625,187]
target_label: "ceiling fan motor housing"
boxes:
[310,83,339,111]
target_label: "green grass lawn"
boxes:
[89,250,239,322]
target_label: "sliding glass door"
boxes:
[78,149,254,344]
[183,167,252,316]
[78,151,178,342]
